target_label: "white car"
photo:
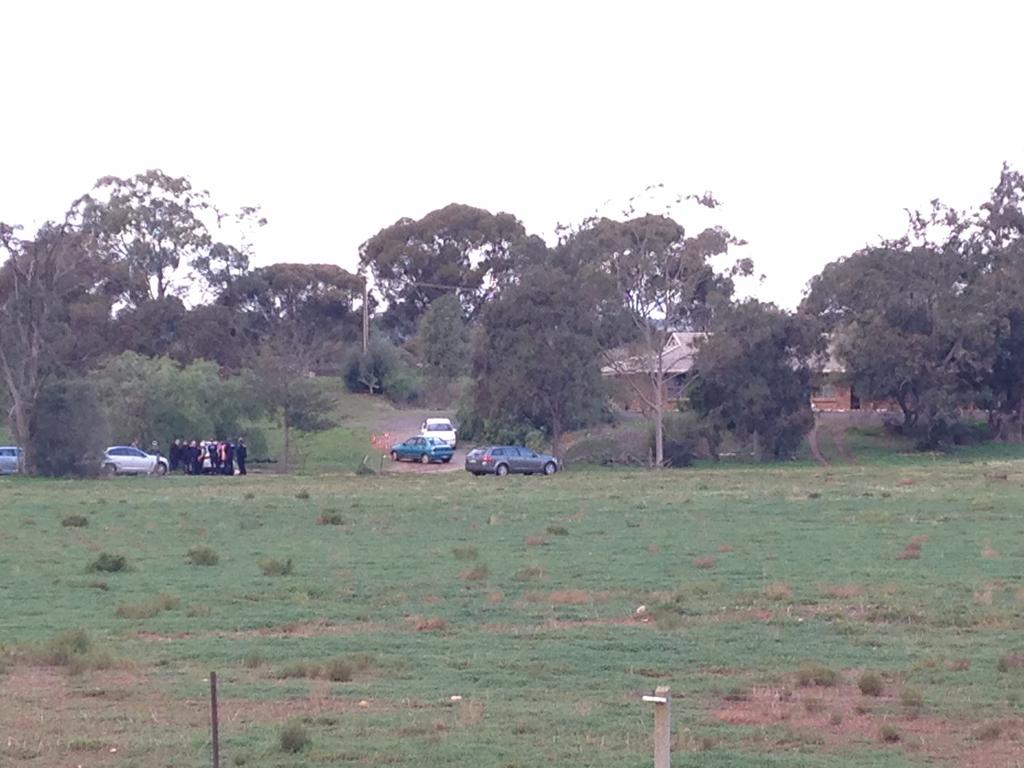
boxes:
[420,418,457,448]
[101,446,169,476]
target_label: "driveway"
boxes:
[374,409,466,474]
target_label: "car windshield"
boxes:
[426,423,452,431]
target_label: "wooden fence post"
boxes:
[643,685,671,768]
[210,671,220,768]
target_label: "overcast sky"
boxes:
[4,1,1023,307]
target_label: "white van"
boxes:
[420,418,457,448]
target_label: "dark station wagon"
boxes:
[465,446,559,477]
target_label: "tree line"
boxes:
[4,167,1024,474]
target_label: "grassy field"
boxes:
[3,447,1024,767]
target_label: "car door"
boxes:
[0,448,16,474]
[128,447,151,474]
[504,447,526,473]
[522,449,544,473]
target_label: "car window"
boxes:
[492,448,504,457]
[0,449,12,457]
[130,448,147,457]
[426,423,452,431]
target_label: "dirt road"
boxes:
[374,409,466,474]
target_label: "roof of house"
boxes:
[601,331,706,377]
[602,331,846,377]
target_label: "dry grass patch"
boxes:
[693,555,716,570]
[822,584,862,599]
[459,565,489,581]
[411,616,447,632]
[718,544,734,553]
[981,545,1000,559]
[524,535,547,547]
[997,653,1024,673]
[795,662,840,687]
[115,593,179,619]
[486,590,504,604]
[514,566,544,582]
[762,582,793,601]
[647,544,661,555]
[858,671,884,697]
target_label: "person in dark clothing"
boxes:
[170,439,183,472]
[235,438,247,475]
[190,440,202,475]
[209,440,221,474]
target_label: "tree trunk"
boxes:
[653,373,664,468]
[8,399,32,473]
[752,430,762,462]
[550,411,563,459]
[281,410,290,474]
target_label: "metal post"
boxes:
[210,671,220,768]
[643,685,671,768]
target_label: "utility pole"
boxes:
[362,274,369,355]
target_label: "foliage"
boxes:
[185,545,219,566]
[650,411,711,468]
[342,337,421,403]
[464,250,611,455]
[561,206,751,466]
[279,721,311,753]
[87,553,128,573]
[29,376,110,476]
[690,301,821,460]
[416,292,470,382]
[360,203,525,338]
[92,352,259,446]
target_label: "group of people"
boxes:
[168,438,248,476]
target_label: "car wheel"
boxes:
[495,463,509,477]
[442,456,452,463]
[103,463,117,477]
[543,461,557,475]
[153,462,167,476]
[390,451,399,462]
[421,453,431,464]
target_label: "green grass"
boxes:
[2,447,1024,766]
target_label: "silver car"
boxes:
[0,446,21,474]
[101,446,169,476]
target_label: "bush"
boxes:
[259,557,294,576]
[279,721,310,753]
[652,412,710,468]
[88,553,128,573]
[858,671,884,697]
[61,515,89,528]
[186,545,219,566]
[115,593,179,619]
[29,376,110,477]
[343,338,422,403]
[796,662,840,687]
[324,657,354,682]
[317,510,344,525]
[242,652,263,669]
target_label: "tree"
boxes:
[0,222,112,472]
[466,250,610,456]
[222,262,364,371]
[72,170,212,304]
[562,206,750,466]
[250,345,336,473]
[415,293,469,384]
[689,301,822,461]
[359,204,525,339]
[92,353,260,446]
[29,376,109,477]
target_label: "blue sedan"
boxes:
[390,435,454,464]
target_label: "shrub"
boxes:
[186,545,219,566]
[295,490,310,501]
[61,515,89,528]
[651,412,708,468]
[115,593,179,619]
[879,725,900,743]
[279,721,310,753]
[324,657,354,682]
[453,546,478,560]
[242,652,263,669]
[41,629,114,674]
[276,661,319,679]
[997,653,1024,672]
[858,671,884,697]
[973,722,1002,741]
[29,376,109,477]
[514,566,543,582]
[87,553,128,573]
[692,555,716,570]
[796,662,839,687]
[317,510,344,526]
[186,603,212,617]
[546,525,569,536]
[899,687,923,709]
[259,557,294,576]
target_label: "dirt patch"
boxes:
[710,680,1024,766]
